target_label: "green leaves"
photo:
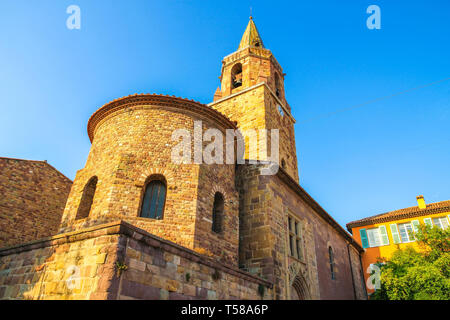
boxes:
[371,225,450,300]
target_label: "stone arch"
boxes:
[75,176,98,220]
[210,185,228,200]
[291,274,311,300]
[231,63,243,89]
[274,72,281,98]
[137,168,175,187]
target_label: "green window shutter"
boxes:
[378,225,389,245]
[359,228,369,249]
[423,218,432,227]
[411,220,420,233]
[411,220,420,240]
[390,224,401,244]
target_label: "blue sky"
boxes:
[1,1,449,229]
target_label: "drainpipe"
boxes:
[358,251,369,300]
[284,211,291,300]
[346,241,357,300]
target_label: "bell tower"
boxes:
[209,17,299,181]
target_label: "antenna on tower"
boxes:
[250,6,253,19]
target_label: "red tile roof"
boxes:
[346,199,450,232]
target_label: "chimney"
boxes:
[416,195,426,209]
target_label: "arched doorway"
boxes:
[291,275,310,300]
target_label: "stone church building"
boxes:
[0,18,366,300]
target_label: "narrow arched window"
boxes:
[212,192,224,233]
[231,63,242,89]
[328,246,336,280]
[140,177,167,220]
[275,73,281,97]
[76,176,98,220]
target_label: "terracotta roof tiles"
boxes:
[346,199,450,231]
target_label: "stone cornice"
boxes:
[87,94,237,143]
[0,220,273,288]
[222,47,283,73]
[208,82,296,123]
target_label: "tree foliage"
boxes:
[371,224,450,300]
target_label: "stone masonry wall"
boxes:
[263,89,299,181]
[59,99,239,266]
[210,85,268,162]
[0,223,121,300]
[117,222,273,300]
[0,158,72,248]
[270,169,366,300]
[236,164,315,299]
[210,85,299,182]
[236,164,366,300]
[0,221,272,300]
[348,245,367,300]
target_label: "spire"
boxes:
[238,17,265,50]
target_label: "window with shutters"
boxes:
[432,216,449,230]
[139,176,167,220]
[365,226,389,247]
[359,229,369,248]
[288,216,304,261]
[366,228,382,247]
[398,222,415,243]
[390,224,401,244]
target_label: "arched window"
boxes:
[212,192,224,233]
[76,176,98,220]
[140,177,167,220]
[328,246,336,280]
[281,158,286,169]
[275,73,281,97]
[231,63,243,89]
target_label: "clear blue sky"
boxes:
[1,1,449,229]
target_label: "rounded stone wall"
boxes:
[60,94,239,265]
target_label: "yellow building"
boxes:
[346,195,450,291]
